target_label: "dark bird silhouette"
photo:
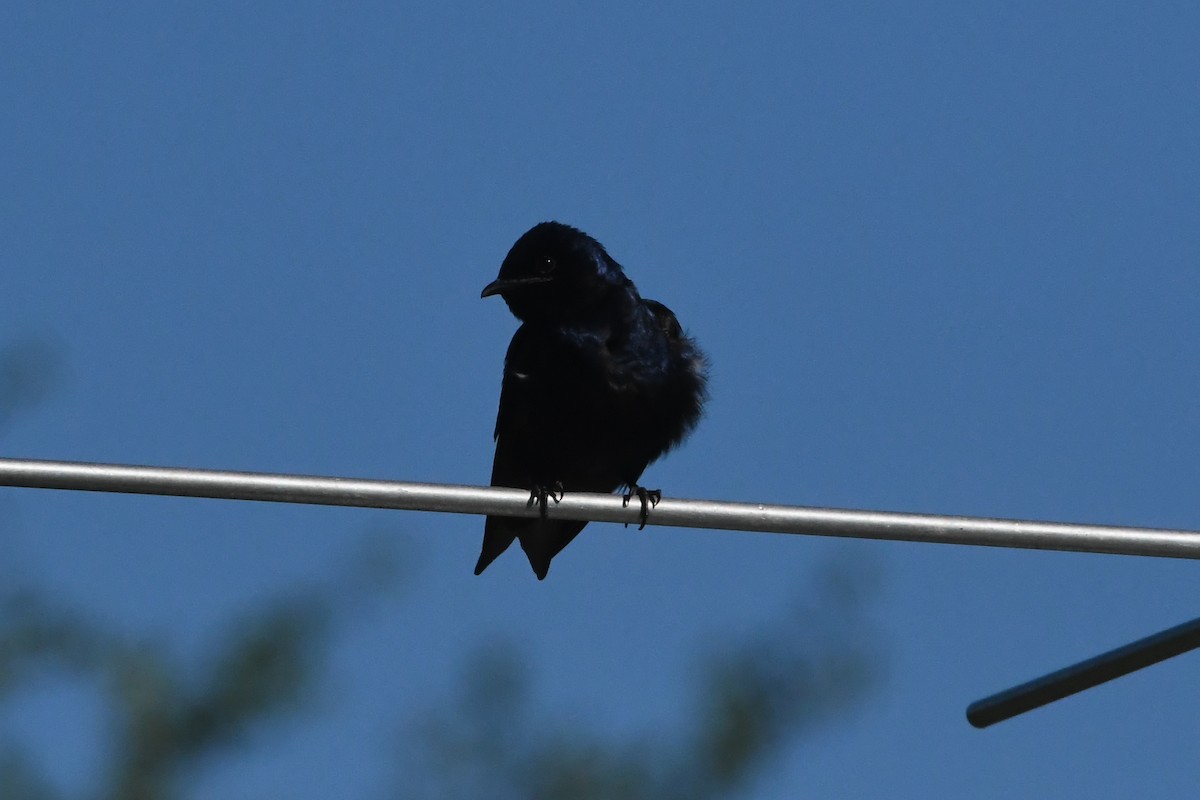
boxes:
[475,221,708,579]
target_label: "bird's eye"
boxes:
[539,257,557,274]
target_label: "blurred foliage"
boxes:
[0,583,341,800]
[0,338,325,797]
[0,342,881,799]
[406,556,879,800]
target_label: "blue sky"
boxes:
[2,2,1199,797]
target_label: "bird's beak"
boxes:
[480,275,552,299]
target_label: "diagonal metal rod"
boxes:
[1,457,1199,558]
[967,616,1200,727]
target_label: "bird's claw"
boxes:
[527,482,564,518]
[622,486,661,530]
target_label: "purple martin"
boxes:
[475,221,708,579]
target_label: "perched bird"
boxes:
[475,221,708,579]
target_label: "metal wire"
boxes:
[1,457,1199,559]
[967,616,1200,727]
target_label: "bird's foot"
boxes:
[622,486,661,530]
[527,481,564,518]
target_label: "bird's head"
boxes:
[482,222,630,322]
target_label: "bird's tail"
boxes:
[476,516,589,580]
[519,518,588,580]
[474,516,517,575]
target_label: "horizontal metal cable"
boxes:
[0,457,1197,559]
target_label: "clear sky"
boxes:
[2,2,1199,797]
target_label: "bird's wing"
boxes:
[470,357,523,575]
[474,335,531,576]
[475,327,598,579]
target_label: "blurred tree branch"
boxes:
[0,575,367,800]
[0,337,416,800]
[406,556,880,800]
[0,339,883,800]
